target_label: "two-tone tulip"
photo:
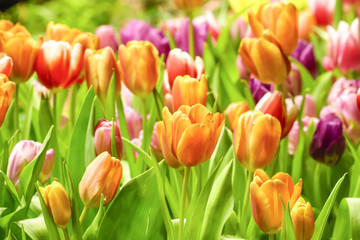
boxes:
[39,181,71,228]
[0,53,12,77]
[248,2,298,55]
[156,104,224,168]
[291,197,315,240]
[35,41,83,90]
[239,31,291,85]
[0,74,15,127]
[250,169,302,234]
[118,41,160,98]
[172,75,207,111]
[225,101,250,131]
[84,47,121,105]
[94,119,123,158]
[307,0,335,26]
[233,111,281,172]
[172,0,205,12]
[79,152,122,208]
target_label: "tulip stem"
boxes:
[53,93,57,130]
[139,98,148,172]
[240,170,253,236]
[79,207,89,225]
[188,12,195,59]
[62,228,70,240]
[14,84,19,134]
[178,166,190,240]
[269,233,275,240]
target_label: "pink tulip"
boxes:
[0,53,13,77]
[94,119,123,157]
[236,55,250,80]
[285,94,317,118]
[288,117,319,155]
[124,106,143,140]
[95,25,119,51]
[307,0,335,26]
[327,77,360,105]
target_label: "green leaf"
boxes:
[22,85,35,140]
[345,135,360,197]
[105,71,116,119]
[110,120,118,159]
[13,215,50,240]
[332,198,360,240]
[311,72,333,115]
[334,0,343,28]
[290,57,315,94]
[83,195,104,240]
[0,171,21,206]
[279,202,296,240]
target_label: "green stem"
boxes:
[269,233,275,240]
[79,206,89,225]
[14,83,19,133]
[240,170,253,236]
[188,12,195,59]
[178,166,190,240]
[138,98,148,173]
[62,228,70,240]
[69,84,78,128]
[152,90,162,121]
[53,93,57,130]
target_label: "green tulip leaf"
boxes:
[332,198,360,240]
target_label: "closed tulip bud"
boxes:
[225,101,250,131]
[118,41,160,98]
[0,20,14,31]
[309,113,345,166]
[45,21,74,42]
[124,106,143,140]
[0,53,12,77]
[157,104,224,168]
[95,25,119,51]
[308,0,335,26]
[94,119,123,158]
[0,74,15,127]
[7,140,55,188]
[172,0,205,12]
[79,152,122,208]
[239,31,291,85]
[35,41,83,90]
[233,111,281,172]
[248,76,274,104]
[39,181,71,228]
[84,47,121,105]
[250,169,302,234]
[172,75,207,111]
[248,2,298,55]
[291,197,315,240]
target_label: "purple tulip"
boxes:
[309,113,345,166]
[95,25,119,51]
[248,76,274,103]
[291,40,317,78]
[120,19,170,60]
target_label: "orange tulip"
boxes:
[172,0,205,12]
[172,75,207,111]
[72,32,100,50]
[156,104,224,168]
[291,197,315,240]
[39,181,71,228]
[79,152,122,208]
[84,47,121,105]
[0,53,13,77]
[0,20,14,31]
[225,101,250,131]
[118,41,160,98]
[250,169,302,234]
[298,10,316,42]
[239,30,291,84]
[0,74,15,127]
[35,40,83,90]
[248,2,298,55]
[233,111,281,172]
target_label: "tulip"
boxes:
[0,20,14,31]
[94,119,123,158]
[234,111,281,172]
[285,94,317,118]
[283,64,302,97]
[132,122,163,159]
[307,0,335,26]
[248,2,298,55]
[39,181,71,228]
[255,91,298,138]
[118,41,160,98]
[124,106,143,140]
[0,53,12,77]
[298,10,316,42]
[236,56,251,80]
[239,31,291,85]
[79,152,122,208]
[7,140,54,188]
[327,78,360,105]
[172,0,205,12]
[95,25,119,51]
[156,104,224,168]
[172,75,207,111]
[309,113,345,166]
[35,40,83,90]
[45,21,79,42]
[291,197,315,240]
[248,76,274,103]
[0,74,15,127]
[357,88,360,110]
[84,47,121,105]
[291,40,317,78]
[250,169,302,234]
[225,101,250,131]
[166,48,204,90]
[72,32,100,50]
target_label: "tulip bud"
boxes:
[95,25,119,51]
[45,21,74,42]
[84,47,121,105]
[308,0,335,26]
[225,101,250,131]
[0,74,15,127]
[118,41,160,98]
[248,76,274,103]
[291,40,317,78]
[0,53,13,77]
[124,106,143,140]
[39,181,71,228]
[172,75,207,111]
[250,169,302,234]
[291,197,315,240]
[233,111,281,172]
[94,119,123,158]
[298,10,316,42]
[172,0,205,13]
[309,113,345,166]
[0,20,14,31]
[72,32,100,50]
[79,152,122,208]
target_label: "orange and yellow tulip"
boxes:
[291,197,315,240]
[118,41,160,98]
[39,181,71,228]
[157,104,224,168]
[233,110,281,172]
[250,169,302,234]
[172,75,207,111]
[239,31,291,85]
[0,53,12,77]
[0,74,15,127]
[79,152,122,208]
[225,101,250,132]
[0,20,14,31]
[248,2,298,56]
[298,10,316,42]
[84,47,121,105]
[172,0,205,12]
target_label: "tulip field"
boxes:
[1,0,360,239]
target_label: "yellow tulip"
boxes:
[291,197,315,240]
[172,0,205,12]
